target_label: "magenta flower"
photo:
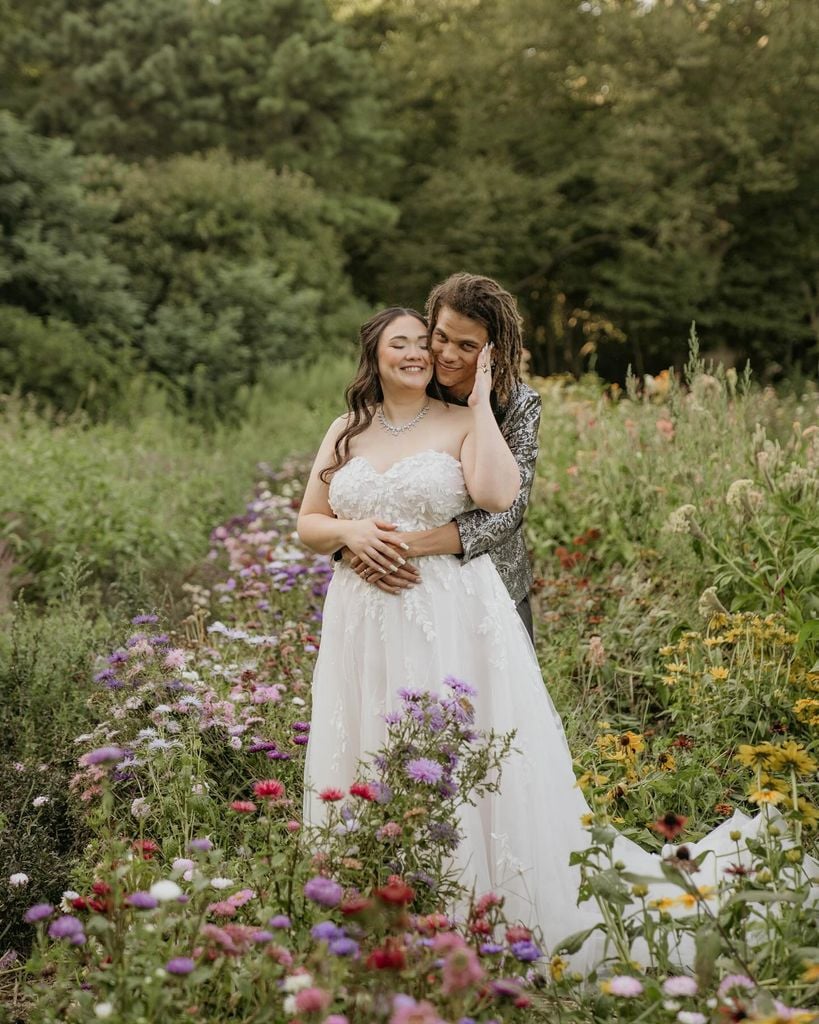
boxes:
[166,957,196,975]
[406,758,443,784]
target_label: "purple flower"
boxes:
[23,903,54,923]
[383,710,403,725]
[510,940,542,962]
[48,915,84,940]
[126,892,159,910]
[292,735,309,746]
[252,930,274,943]
[328,937,360,957]
[406,758,443,785]
[166,957,196,975]
[398,687,425,702]
[479,942,504,955]
[304,876,343,908]
[311,921,345,942]
[292,722,310,732]
[444,675,477,697]
[132,614,159,625]
[93,669,118,684]
[268,914,291,929]
[79,745,124,767]
[427,821,461,851]
[187,838,213,853]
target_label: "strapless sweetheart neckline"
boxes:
[346,449,461,477]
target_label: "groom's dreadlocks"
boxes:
[425,272,524,410]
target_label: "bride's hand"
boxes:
[341,518,409,573]
[467,343,493,408]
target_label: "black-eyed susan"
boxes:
[792,798,819,830]
[735,742,777,769]
[768,740,817,776]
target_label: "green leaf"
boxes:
[556,924,604,955]
[694,924,721,989]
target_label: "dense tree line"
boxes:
[0,0,816,415]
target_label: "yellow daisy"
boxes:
[748,788,786,806]
[735,742,777,769]
[768,741,817,777]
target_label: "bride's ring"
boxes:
[482,365,489,374]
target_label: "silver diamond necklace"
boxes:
[377,400,430,435]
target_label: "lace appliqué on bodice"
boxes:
[327,451,508,664]
[329,450,470,530]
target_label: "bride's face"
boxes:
[376,315,433,392]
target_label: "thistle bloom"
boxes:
[304,876,343,908]
[269,914,291,929]
[329,937,360,957]
[406,758,443,785]
[187,837,213,853]
[23,903,54,923]
[79,746,124,767]
[441,946,485,994]
[8,873,29,887]
[126,892,159,910]
[319,788,344,802]
[165,957,196,975]
[295,988,331,1014]
[510,940,542,962]
[48,915,85,941]
[662,976,698,997]
[606,976,644,997]
[149,880,183,902]
[717,974,755,998]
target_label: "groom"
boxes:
[350,272,542,640]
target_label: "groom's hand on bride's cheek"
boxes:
[349,553,420,594]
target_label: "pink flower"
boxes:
[294,987,331,1013]
[163,649,187,670]
[319,788,344,802]
[253,779,285,800]
[607,976,644,997]
[207,901,237,917]
[441,946,484,994]
[228,889,255,908]
[230,800,257,813]
[389,996,445,1024]
[662,976,698,997]
[717,974,755,999]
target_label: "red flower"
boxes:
[469,918,492,936]
[340,895,372,916]
[366,940,406,970]
[349,782,377,801]
[230,800,258,813]
[505,924,532,943]
[318,788,344,802]
[672,735,695,750]
[253,779,285,800]
[70,897,88,910]
[92,881,112,896]
[132,839,159,859]
[514,996,532,1009]
[376,878,415,906]
[650,812,688,841]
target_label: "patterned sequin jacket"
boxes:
[454,381,542,604]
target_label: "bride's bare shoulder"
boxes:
[429,398,470,420]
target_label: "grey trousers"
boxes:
[516,595,534,643]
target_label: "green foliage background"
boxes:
[0,0,816,418]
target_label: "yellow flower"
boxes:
[665,662,688,674]
[707,666,729,681]
[580,813,595,827]
[748,788,786,806]
[802,962,819,982]
[675,893,697,909]
[576,771,609,791]
[793,798,819,830]
[696,885,716,900]
[735,742,777,769]
[659,646,676,657]
[657,752,676,772]
[768,741,817,777]
[650,897,676,911]
[549,955,568,982]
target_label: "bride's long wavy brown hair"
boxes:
[319,307,429,484]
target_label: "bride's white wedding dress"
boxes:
[303,449,797,967]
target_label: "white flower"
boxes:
[665,504,697,535]
[149,880,182,902]
[290,697,306,707]
[94,1003,114,1019]
[61,889,80,911]
[32,796,50,807]
[282,973,313,993]
[283,995,298,1015]
[131,797,151,820]
[9,873,29,887]
[210,877,234,890]
[677,1013,707,1024]
[172,858,195,874]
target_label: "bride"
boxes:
[296,306,769,967]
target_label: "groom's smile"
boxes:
[431,306,488,400]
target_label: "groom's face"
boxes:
[430,306,488,400]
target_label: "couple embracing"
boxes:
[297,272,761,968]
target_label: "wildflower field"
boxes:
[1,347,818,1024]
